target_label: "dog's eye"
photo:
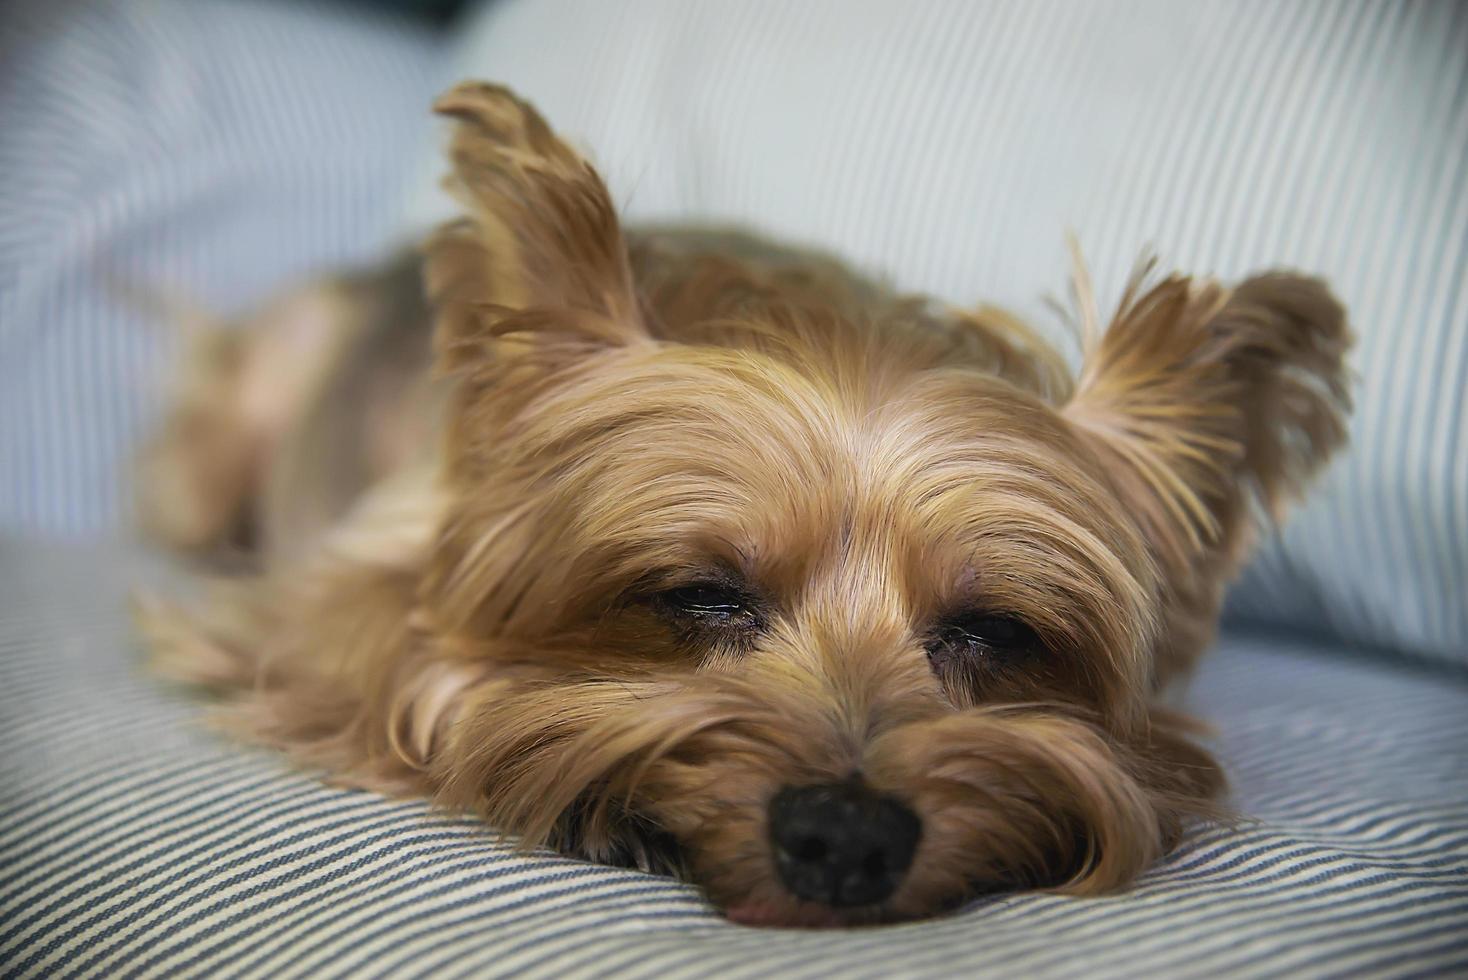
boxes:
[926,614,1040,671]
[954,615,1036,650]
[659,583,754,624]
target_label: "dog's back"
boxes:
[137,252,437,567]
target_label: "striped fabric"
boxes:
[0,0,442,535]
[1,540,1464,978]
[402,0,1468,665]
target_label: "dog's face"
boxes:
[430,321,1170,924]
[395,84,1349,925]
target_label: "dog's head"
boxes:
[406,83,1350,925]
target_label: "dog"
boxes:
[137,81,1353,927]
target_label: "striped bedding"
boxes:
[1,540,1465,978]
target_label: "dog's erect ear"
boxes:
[423,82,647,368]
[1063,262,1352,576]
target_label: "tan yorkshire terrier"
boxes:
[138,82,1352,927]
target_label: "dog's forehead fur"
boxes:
[442,301,1156,671]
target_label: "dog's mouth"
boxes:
[722,857,1065,928]
[552,794,908,927]
[722,876,993,928]
[560,786,1040,928]
[723,900,852,928]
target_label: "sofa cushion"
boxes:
[1,541,1464,978]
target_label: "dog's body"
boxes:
[140,83,1352,926]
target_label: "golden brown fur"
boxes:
[137,82,1352,926]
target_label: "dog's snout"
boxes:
[768,780,921,907]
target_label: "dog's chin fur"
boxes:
[136,82,1352,926]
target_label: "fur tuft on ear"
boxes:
[1212,273,1354,518]
[1064,255,1352,655]
[422,82,646,370]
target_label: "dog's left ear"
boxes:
[423,82,647,369]
[1063,266,1352,578]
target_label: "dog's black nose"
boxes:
[768,780,921,907]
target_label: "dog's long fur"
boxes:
[138,82,1352,926]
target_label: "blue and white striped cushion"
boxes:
[1,540,1464,978]
[0,0,442,535]
[403,0,1468,665]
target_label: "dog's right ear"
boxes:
[424,82,648,370]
